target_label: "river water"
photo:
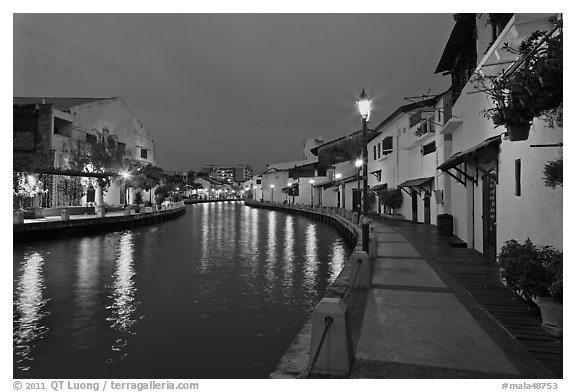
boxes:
[13,202,352,379]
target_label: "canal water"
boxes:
[13,202,352,379]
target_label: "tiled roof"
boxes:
[13,97,113,112]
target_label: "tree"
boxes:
[129,164,165,203]
[67,129,126,189]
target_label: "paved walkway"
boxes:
[348,215,560,378]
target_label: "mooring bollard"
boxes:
[60,209,70,221]
[369,223,378,258]
[308,298,353,377]
[348,250,371,288]
[14,210,24,225]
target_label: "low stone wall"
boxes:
[14,202,186,242]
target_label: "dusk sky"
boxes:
[13,13,455,174]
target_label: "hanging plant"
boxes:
[473,19,562,139]
[543,158,562,188]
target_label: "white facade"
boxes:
[437,14,562,254]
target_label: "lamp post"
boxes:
[357,89,372,253]
[309,179,315,208]
[287,182,292,205]
[355,158,362,212]
[335,172,342,209]
[120,170,131,206]
[271,184,275,203]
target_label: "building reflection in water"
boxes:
[265,211,277,284]
[75,238,100,331]
[304,224,318,288]
[199,203,210,271]
[330,241,347,281]
[13,252,48,371]
[107,232,137,361]
[283,215,295,291]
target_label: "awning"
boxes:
[370,183,388,192]
[437,135,501,186]
[340,174,360,184]
[397,177,434,196]
[312,178,335,188]
[282,183,299,193]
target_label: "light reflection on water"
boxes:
[13,252,48,371]
[13,203,351,378]
[106,232,137,363]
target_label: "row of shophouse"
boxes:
[252,13,563,260]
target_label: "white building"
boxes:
[434,13,562,258]
[13,96,156,207]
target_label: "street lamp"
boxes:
[357,89,372,253]
[309,179,315,207]
[287,182,292,204]
[119,170,131,206]
[271,184,275,202]
[355,158,362,212]
[335,173,342,208]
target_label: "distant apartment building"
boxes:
[201,164,253,184]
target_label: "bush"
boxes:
[155,194,165,206]
[381,188,403,211]
[498,239,562,300]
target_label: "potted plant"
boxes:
[498,239,562,335]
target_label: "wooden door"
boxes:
[411,189,418,222]
[482,173,497,261]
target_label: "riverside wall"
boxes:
[13,202,186,242]
[243,200,365,378]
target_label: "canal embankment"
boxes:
[246,200,559,379]
[244,200,368,378]
[13,201,186,241]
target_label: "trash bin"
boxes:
[437,214,453,236]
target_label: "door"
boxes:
[352,189,361,212]
[482,173,497,262]
[424,192,431,224]
[411,189,418,223]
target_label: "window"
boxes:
[373,145,377,160]
[422,141,436,156]
[86,134,97,144]
[256,179,261,184]
[515,159,521,196]
[382,136,393,155]
[140,148,148,159]
[377,143,381,158]
[317,168,327,177]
